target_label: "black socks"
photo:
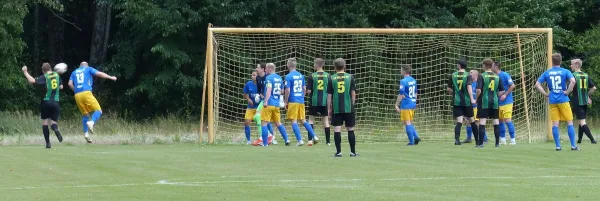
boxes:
[334,132,342,154]
[348,130,356,154]
[325,127,331,144]
[454,123,462,141]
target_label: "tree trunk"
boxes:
[90,1,111,66]
[33,4,40,65]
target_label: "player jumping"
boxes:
[284,58,316,146]
[535,53,578,151]
[395,64,421,145]
[260,63,290,146]
[447,60,478,145]
[243,71,261,144]
[569,59,597,144]
[68,62,117,143]
[307,57,331,145]
[475,58,505,148]
[22,63,64,148]
[328,58,358,157]
[492,62,517,145]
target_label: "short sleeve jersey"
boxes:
[498,71,515,106]
[399,76,417,109]
[243,81,259,109]
[537,67,574,104]
[69,66,98,94]
[265,74,284,106]
[284,70,305,103]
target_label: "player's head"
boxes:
[80,61,89,67]
[492,61,501,73]
[470,69,479,81]
[552,53,562,66]
[251,71,257,81]
[333,58,346,72]
[256,62,266,74]
[266,63,276,73]
[287,58,297,70]
[41,62,52,73]
[400,64,411,76]
[314,57,325,70]
[482,58,494,71]
[457,60,467,70]
[570,59,582,71]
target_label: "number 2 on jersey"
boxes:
[317,80,324,90]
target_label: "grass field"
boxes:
[1,142,599,201]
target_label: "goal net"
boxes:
[204,28,551,144]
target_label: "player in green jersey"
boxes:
[569,59,597,144]
[22,63,64,148]
[447,59,478,145]
[306,57,329,144]
[475,58,505,148]
[327,58,358,157]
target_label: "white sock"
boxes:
[501,137,506,141]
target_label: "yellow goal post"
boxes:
[201,25,553,144]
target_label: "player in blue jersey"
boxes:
[394,65,421,145]
[463,70,488,143]
[284,58,317,146]
[68,62,117,143]
[260,63,290,146]
[535,53,579,151]
[243,71,261,144]
[251,63,276,145]
[493,62,517,145]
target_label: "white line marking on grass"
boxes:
[2,175,598,191]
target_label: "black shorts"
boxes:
[476,108,498,119]
[452,106,474,118]
[40,101,60,121]
[308,106,327,116]
[572,105,588,120]
[332,113,356,127]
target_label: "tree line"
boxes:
[1,0,599,119]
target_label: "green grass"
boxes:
[1,143,599,201]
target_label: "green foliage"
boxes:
[571,24,600,116]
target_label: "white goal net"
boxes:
[206,28,550,144]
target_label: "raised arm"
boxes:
[21,66,36,84]
[95,71,117,81]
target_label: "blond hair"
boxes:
[482,58,494,70]
[571,59,582,69]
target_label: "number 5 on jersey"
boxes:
[337,81,345,93]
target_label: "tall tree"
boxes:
[90,0,112,65]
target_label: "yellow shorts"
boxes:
[244,109,256,120]
[550,102,573,121]
[286,103,306,120]
[261,106,281,123]
[400,110,414,121]
[74,91,101,115]
[499,104,513,119]
[473,108,479,121]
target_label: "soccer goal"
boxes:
[201,25,553,144]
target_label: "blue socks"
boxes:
[292,123,302,141]
[277,125,289,142]
[261,125,269,146]
[412,126,420,139]
[91,111,102,123]
[267,123,274,134]
[82,115,89,132]
[406,125,415,144]
[466,126,473,140]
[552,126,560,148]
[567,125,576,148]
[244,125,251,141]
[499,122,506,138]
[303,121,315,140]
[506,122,515,139]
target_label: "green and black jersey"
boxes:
[307,71,330,106]
[476,71,504,109]
[327,72,356,114]
[36,72,61,102]
[571,71,595,106]
[447,71,473,106]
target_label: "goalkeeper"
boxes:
[252,63,276,145]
